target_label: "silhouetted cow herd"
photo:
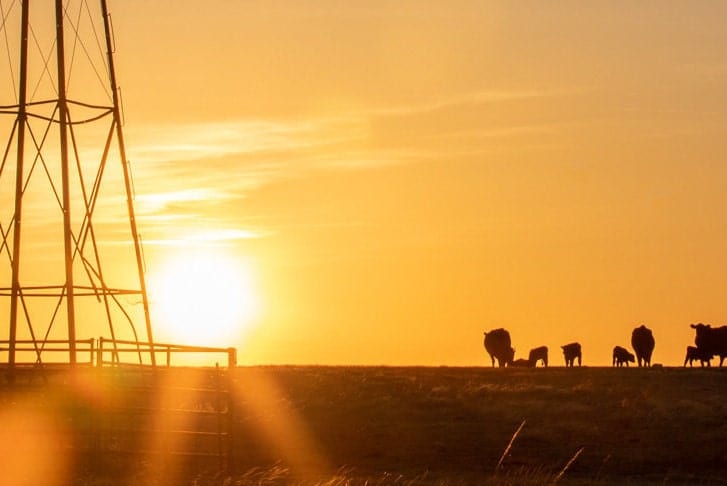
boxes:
[483,323,727,368]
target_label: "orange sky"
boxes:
[3,1,727,366]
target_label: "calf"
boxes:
[612,346,635,367]
[684,345,713,367]
[510,358,532,367]
[528,346,548,367]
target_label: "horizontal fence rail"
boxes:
[0,338,237,369]
[0,339,96,366]
[96,337,237,368]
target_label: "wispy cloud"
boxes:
[141,228,265,247]
[136,188,229,212]
[124,88,580,245]
[128,87,575,171]
[367,88,575,117]
[126,117,367,166]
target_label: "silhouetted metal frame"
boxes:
[3,0,157,373]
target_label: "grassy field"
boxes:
[3,366,727,485]
[223,366,727,485]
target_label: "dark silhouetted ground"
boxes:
[3,366,727,485]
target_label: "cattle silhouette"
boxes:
[684,345,712,367]
[528,346,548,367]
[612,346,635,367]
[631,324,655,367]
[510,358,531,367]
[561,342,582,367]
[691,323,727,366]
[483,328,514,367]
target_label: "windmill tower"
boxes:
[0,0,156,371]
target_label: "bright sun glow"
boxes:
[148,250,259,346]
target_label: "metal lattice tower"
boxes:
[0,0,156,370]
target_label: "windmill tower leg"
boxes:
[100,0,156,366]
[8,0,31,372]
[55,0,79,365]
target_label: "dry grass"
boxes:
[222,366,727,485]
[5,366,727,485]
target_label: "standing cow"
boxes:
[691,323,727,366]
[684,345,712,367]
[483,328,514,367]
[613,346,635,367]
[631,324,655,367]
[528,346,548,367]
[561,342,582,367]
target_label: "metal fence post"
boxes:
[97,337,104,368]
[227,347,237,368]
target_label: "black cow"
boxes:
[613,346,635,367]
[561,342,582,367]
[483,328,514,367]
[528,346,548,367]
[691,323,727,366]
[631,324,655,367]
[510,358,531,367]
[684,345,713,367]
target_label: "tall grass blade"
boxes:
[495,419,526,471]
[552,446,585,484]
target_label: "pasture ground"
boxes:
[2,366,727,485]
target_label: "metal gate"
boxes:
[0,339,236,474]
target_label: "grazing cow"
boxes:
[684,345,713,367]
[510,358,531,367]
[483,328,515,367]
[528,346,548,367]
[613,346,635,367]
[631,324,655,367]
[561,342,582,367]
[691,323,727,366]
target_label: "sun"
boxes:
[147,250,259,346]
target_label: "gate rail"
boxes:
[96,337,237,368]
[91,364,235,471]
[0,338,237,368]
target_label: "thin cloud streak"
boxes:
[367,87,585,118]
[126,117,368,166]
[123,87,586,244]
[141,228,266,247]
[128,87,575,172]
